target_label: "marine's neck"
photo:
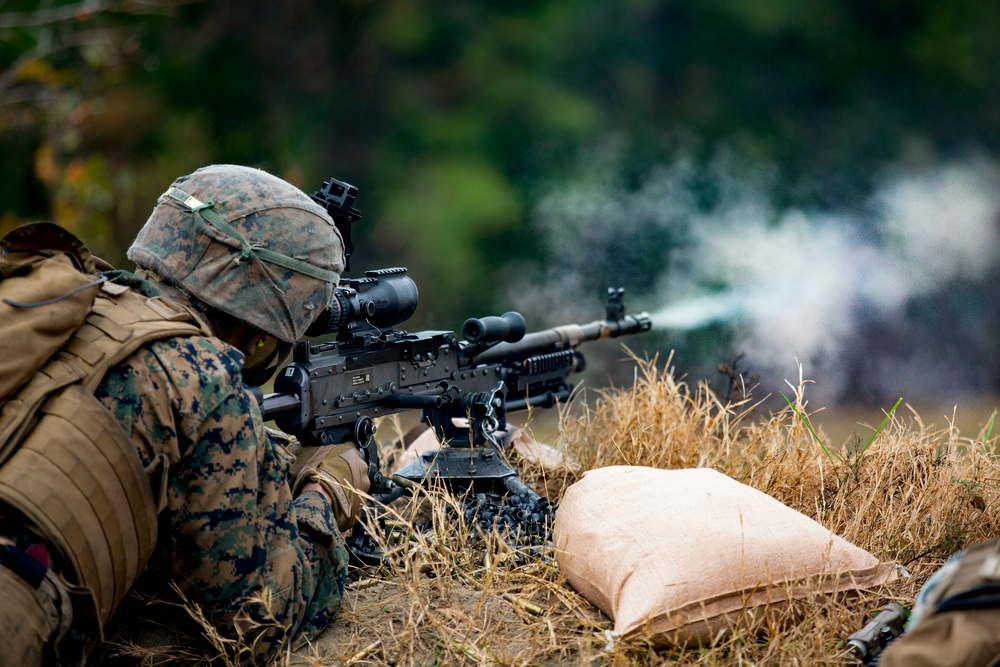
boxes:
[133,268,217,337]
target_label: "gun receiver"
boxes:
[258,270,650,503]
[260,175,652,512]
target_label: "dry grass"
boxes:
[108,356,1000,666]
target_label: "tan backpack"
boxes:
[0,222,209,640]
[0,223,106,403]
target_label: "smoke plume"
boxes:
[512,152,1000,404]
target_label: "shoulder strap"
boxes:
[0,285,210,466]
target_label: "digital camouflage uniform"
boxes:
[93,272,350,661]
[97,165,350,661]
[0,165,352,666]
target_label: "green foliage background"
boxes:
[2,0,998,397]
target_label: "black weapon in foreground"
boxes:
[846,603,908,665]
[256,265,650,505]
[251,176,651,562]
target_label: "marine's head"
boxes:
[129,165,344,376]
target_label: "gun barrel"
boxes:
[473,313,650,364]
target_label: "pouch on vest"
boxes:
[0,222,105,399]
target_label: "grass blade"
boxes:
[780,391,842,464]
[856,397,903,458]
[980,409,997,456]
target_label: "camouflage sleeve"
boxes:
[95,335,349,660]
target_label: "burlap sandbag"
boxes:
[553,466,897,647]
[385,423,443,476]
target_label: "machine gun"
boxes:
[250,176,651,560]
[255,265,651,505]
[249,176,650,564]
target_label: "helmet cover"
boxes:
[129,165,344,342]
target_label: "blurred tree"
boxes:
[2,0,998,398]
[0,0,196,260]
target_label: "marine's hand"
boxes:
[293,444,370,531]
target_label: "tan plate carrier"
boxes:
[0,281,209,640]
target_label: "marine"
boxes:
[0,164,369,665]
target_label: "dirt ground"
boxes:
[306,578,556,666]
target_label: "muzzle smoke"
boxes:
[512,152,1000,403]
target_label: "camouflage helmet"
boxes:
[129,165,344,342]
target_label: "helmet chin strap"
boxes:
[241,336,292,386]
[191,307,295,386]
